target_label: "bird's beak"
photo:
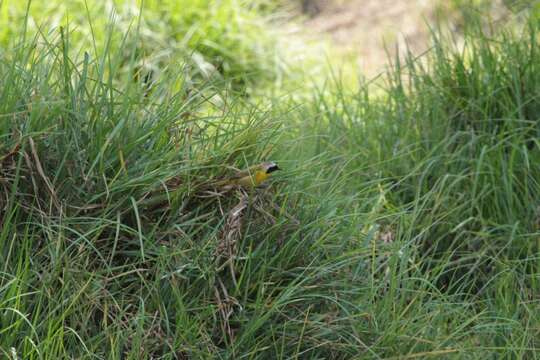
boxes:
[267,164,280,173]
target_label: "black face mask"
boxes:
[266,164,280,173]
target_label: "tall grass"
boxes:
[280,18,540,357]
[1,3,539,359]
[0,0,279,91]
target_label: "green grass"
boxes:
[0,0,279,92]
[1,2,540,359]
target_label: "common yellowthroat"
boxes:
[215,161,280,189]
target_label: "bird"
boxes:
[214,161,280,189]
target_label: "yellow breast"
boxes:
[254,171,269,185]
[236,171,269,188]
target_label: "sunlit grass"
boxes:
[0,1,539,358]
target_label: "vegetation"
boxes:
[0,0,278,91]
[1,0,539,358]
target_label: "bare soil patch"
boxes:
[301,0,436,76]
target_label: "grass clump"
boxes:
[281,17,540,357]
[0,20,358,358]
[1,3,540,359]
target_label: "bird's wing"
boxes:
[217,164,262,182]
[211,170,250,186]
[231,169,254,179]
[230,163,265,179]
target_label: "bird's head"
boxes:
[261,161,280,174]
